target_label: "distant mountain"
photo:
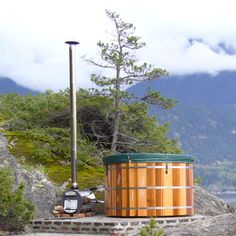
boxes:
[129,71,236,192]
[0,77,38,95]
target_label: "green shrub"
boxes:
[0,168,35,231]
[194,176,203,186]
[140,218,164,236]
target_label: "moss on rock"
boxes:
[2,130,105,189]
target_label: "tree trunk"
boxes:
[111,109,120,153]
[111,34,122,153]
[111,65,121,153]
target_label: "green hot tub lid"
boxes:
[103,153,194,165]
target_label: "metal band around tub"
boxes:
[106,206,193,210]
[106,186,193,190]
[107,165,193,170]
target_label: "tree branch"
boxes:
[83,56,116,69]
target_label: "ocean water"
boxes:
[216,193,236,207]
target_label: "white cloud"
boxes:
[1,0,236,91]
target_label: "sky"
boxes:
[1,0,236,91]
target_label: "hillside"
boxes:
[129,71,236,191]
[2,72,236,191]
[0,90,180,192]
[0,77,38,95]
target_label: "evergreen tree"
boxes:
[0,168,35,231]
[85,10,175,152]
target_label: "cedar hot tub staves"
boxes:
[103,153,194,217]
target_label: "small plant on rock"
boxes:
[140,218,164,236]
[194,176,203,186]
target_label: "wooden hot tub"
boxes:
[103,153,194,217]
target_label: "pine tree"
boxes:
[85,10,175,152]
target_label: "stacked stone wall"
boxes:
[31,215,205,235]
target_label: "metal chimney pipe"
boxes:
[65,41,79,189]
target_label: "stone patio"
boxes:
[30,214,206,235]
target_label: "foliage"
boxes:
[194,176,203,186]
[0,168,35,231]
[119,102,181,153]
[140,218,164,236]
[85,10,176,152]
[0,89,181,188]
[195,160,236,192]
[0,90,70,130]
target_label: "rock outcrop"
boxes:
[165,213,236,236]
[194,184,235,216]
[1,128,236,235]
[163,185,236,235]
[0,133,56,219]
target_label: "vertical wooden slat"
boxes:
[129,163,136,216]
[121,163,128,216]
[183,164,187,215]
[137,163,147,216]
[111,164,117,216]
[155,163,163,216]
[116,164,122,216]
[105,165,110,216]
[179,163,187,215]
[163,162,174,216]
[173,163,180,216]
[191,164,194,215]
[147,163,156,216]
[186,164,191,215]
[187,164,194,215]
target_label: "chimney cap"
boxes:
[65,41,80,45]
